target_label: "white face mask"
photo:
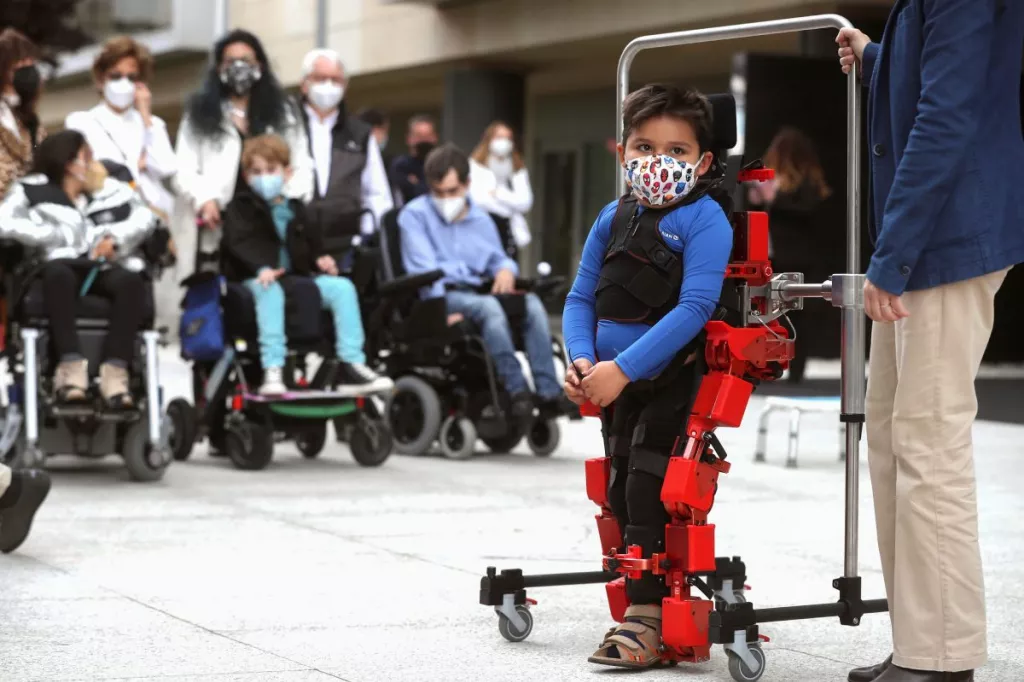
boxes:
[309,81,344,112]
[432,195,466,223]
[103,78,136,111]
[489,137,514,158]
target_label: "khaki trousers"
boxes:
[866,267,1009,672]
[0,462,9,497]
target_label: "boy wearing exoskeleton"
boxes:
[563,84,734,668]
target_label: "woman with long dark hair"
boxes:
[0,28,44,197]
[171,30,312,285]
[749,127,833,383]
[0,130,157,406]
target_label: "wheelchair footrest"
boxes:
[50,404,142,423]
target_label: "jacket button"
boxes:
[900,265,911,276]
[873,143,886,157]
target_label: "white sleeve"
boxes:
[359,135,394,234]
[468,161,504,215]
[282,105,315,203]
[143,117,177,180]
[172,115,219,211]
[493,167,534,214]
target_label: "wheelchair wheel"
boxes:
[386,375,441,456]
[167,398,198,462]
[350,415,393,467]
[527,418,560,457]
[296,422,327,459]
[481,431,523,454]
[225,419,274,471]
[122,420,170,482]
[439,415,476,461]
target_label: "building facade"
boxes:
[41,0,893,270]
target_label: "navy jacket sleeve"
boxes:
[861,42,880,86]
[561,201,617,364]
[867,0,998,295]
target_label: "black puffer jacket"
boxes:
[220,189,325,282]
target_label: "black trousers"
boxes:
[41,259,146,364]
[605,355,699,605]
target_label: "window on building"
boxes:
[76,0,174,44]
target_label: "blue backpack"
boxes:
[179,273,226,362]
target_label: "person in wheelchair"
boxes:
[397,143,564,420]
[220,134,394,396]
[561,84,733,668]
[0,129,157,408]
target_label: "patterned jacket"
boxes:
[0,117,43,198]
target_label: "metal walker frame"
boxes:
[478,14,888,681]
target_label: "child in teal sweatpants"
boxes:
[221,134,393,396]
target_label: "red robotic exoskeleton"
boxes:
[581,166,792,670]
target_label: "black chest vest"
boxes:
[595,195,685,325]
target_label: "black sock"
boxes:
[0,471,24,508]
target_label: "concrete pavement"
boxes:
[1,351,1023,681]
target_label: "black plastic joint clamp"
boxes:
[834,576,865,626]
[708,601,759,645]
[479,567,527,607]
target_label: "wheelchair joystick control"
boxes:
[536,262,552,278]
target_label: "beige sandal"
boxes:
[588,604,664,669]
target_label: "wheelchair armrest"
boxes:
[378,269,445,297]
[476,275,569,302]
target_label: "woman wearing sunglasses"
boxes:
[64,36,177,224]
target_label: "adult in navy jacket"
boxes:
[837,2,1023,682]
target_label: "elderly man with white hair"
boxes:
[297,48,393,243]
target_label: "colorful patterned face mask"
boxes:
[624,153,704,206]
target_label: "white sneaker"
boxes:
[259,367,288,396]
[337,363,394,395]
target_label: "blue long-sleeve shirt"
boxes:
[562,195,733,382]
[398,195,519,299]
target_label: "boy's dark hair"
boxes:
[357,107,388,128]
[424,143,470,185]
[32,129,87,185]
[621,84,714,152]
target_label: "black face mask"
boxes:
[12,65,41,104]
[413,141,436,160]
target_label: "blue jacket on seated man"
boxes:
[397,143,563,415]
[861,0,1024,295]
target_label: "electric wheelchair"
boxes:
[0,203,180,482]
[362,209,580,461]
[171,217,401,472]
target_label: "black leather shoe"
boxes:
[0,469,51,553]
[874,664,973,682]
[850,655,892,682]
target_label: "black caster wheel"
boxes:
[122,420,170,482]
[225,420,274,471]
[439,415,476,460]
[350,416,393,467]
[296,422,327,459]
[728,645,766,682]
[527,418,560,457]
[167,398,198,461]
[497,605,533,643]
